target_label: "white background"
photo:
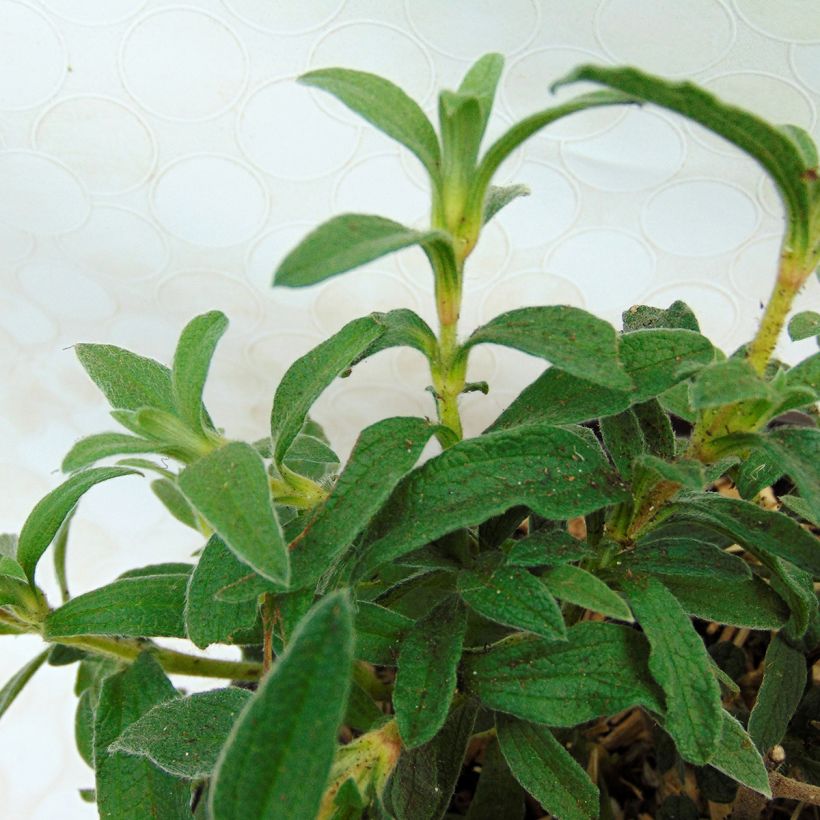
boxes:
[1,1,819,817]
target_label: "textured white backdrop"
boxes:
[1,1,819,817]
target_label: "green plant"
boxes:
[2,55,819,820]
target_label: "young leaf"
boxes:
[354,308,438,361]
[462,622,664,725]
[172,310,228,434]
[17,466,140,583]
[185,536,259,649]
[465,735,525,820]
[457,560,567,640]
[747,634,807,753]
[290,417,438,588]
[0,650,48,721]
[467,306,632,390]
[354,602,413,666]
[94,653,190,819]
[179,442,289,587]
[393,597,467,748]
[75,343,177,414]
[299,68,441,180]
[689,359,770,409]
[496,714,599,820]
[458,52,504,143]
[109,688,251,779]
[623,576,722,765]
[274,214,451,288]
[44,574,189,639]
[356,425,628,576]
[483,183,529,225]
[789,310,820,341]
[541,564,634,622]
[384,699,478,820]
[62,432,162,473]
[151,478,198,530]
[270,314,384,465]
[708,712,771,797]
[209,591,354,820]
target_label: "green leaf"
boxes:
[708,712,771,797]
[483,184,529,225]
[465,736,525,820]
[172,310,228,434]
[394,597,467,748]
[185,536,260,649]
[506,528,594,567]
[354,308,438,361]
[785,351,820,396]
[354,602,413,666]
[274,214,451,288]
[757,428,820,521]
[623,576,722,765]
[542,564,634,622]
[17,466,139,583]
[62,432,162,473]
[600,408,645,477]
[300,68,441,180]
[789,310,820,341]
[384,699,478,820]
[94,653,190,819]
[117,562,193,580]
[110,688,251,779]
[622,534,751,581]
[496,714,598,820]
[343,680,383,733]
[0,567,43,611]
[44,573,189,639]
[689,359,770,409]
[633,399,676,460]
[0,650,48,721]
[622,301,700,332]
[458,52,504,143]
[554,65,816,254]
[356,425,627,576]
[151,478,198,530]
[270,314,384,465]
[209,591,354,820]
[781,493,819,526]
[290,417,438,588]
[283,433,340,483]
[75,343,176,414]
[179,442,289,587]
[467,306,632,389]
[457,559,566,640]
[462,622,664,725]
[748,634,807,753]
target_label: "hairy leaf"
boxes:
[483,184,529,225]
[689,359,770,409]
[62,432,161,473]
[151,478,198,530]
[542,564,633,621]
[354,602,413,666]
[789,310,820,341]
[0,650,48,722]
[708,712,771,797]
[506,528,594,567]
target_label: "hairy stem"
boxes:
[261,593,277,674]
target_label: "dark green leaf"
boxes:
[780,493,819,526]
[622,535,751,581]
[354,602,413,666]
[789,310,820,341]
[343,680,383,733]
[483,184,529,225]
[94,653,190,819]
[270,314,384,465]
[600,409,645,477]
[300,68,441,180]
[44,574,188,639]
[151,478,198,529]
[17,466,140,583]
[179,442,289,587]
[496,714,598,820]
[622,301,699,332]
[465,735,525,820]
[290,417,438,588]
[708,712,771,797]
[172,310,228,434]
[748,634,807,753]
[209,591,354,820]
[689,359,770,409]
[506,528,594,567]
[542,564,633,622]
[623,576,722,765]
[110,688,251,779]
[0,650,48,721]
[394,597,467,748]
[355,308,437,361]
[75,343,176,414]
[356,425,627,576]
[118,563,193,580]
[467,306,631,389]
[274,214,450,288]
[457,560,566,640]
[185,536,260,649]
[462,622,663,724]
[62,432,161,473]
[633,399,676,460]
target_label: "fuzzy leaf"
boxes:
[467,306,632,389]
[689,359,770,409]
[44,574,188,639]
[496,715,598,820]
[458,52,504,142]
[709,712,771,797]
[151,478,198,529]
[483,184,529,225]
[542,564,633,622]
[185,536,259,649]
[209,592,354,820]
[179,442,289,587]
[623,576,722,765]
[789,310,820,341]
[622,535,751,581]
[270,315,384,465]
[0,650,48,722]
[394,597,467,748]
[172,310,228,434]
[94,653,190,819]
[62,433,161,473]
[17,466,139,583]
[356,425,627,576]
[622,301,699,332]
[506,529,594,567]
[600,409,645,477]
[110,688,251,779]
[300,68,441,180]
[354,602,413,666]
[462,622,664,724]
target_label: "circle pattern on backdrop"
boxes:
[222,0,345,34]
[733,0,820,44]
[42,0,146,25]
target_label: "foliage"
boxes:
[2,55,818,819]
